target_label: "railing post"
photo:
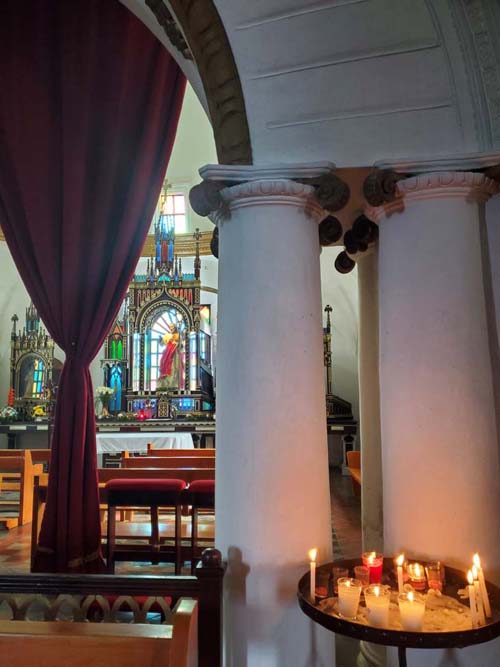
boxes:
[195,548,225,667]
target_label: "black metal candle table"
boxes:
[297,558,500,666]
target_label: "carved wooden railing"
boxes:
[0,548,224,667]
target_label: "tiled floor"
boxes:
[0,469,361,574]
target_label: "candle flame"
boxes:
[467,570,474,585]
[473,553,481,568]
[308,548,317,562]
[396,554,405,567]
[368,551,376,565]
[374,586,380,597]
[415,563,422,577]
[346,579,351,588]
[472,565,479,580]
[408,591,414,602]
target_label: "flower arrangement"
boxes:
[96,386,114,405]
[32,405,46,419]
[0,406,18,423]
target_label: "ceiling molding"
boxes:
[235,0,368,30]
[141,230,213,257]
[148,0,252,165]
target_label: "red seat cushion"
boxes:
[106,478,186,492]
[187,480,215,494]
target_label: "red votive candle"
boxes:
[362,551,383,583]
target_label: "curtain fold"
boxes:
[0,0,186,572]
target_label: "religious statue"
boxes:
[157,323,182,390]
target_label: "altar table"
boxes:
[95,432,194,454]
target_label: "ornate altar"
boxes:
[101,195,214,420]
[9,303,61,418]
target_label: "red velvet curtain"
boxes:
[0,0,186,572]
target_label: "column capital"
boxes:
[190,162,351,224]
[366,171,500,223]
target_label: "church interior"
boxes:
[0,1,499,666]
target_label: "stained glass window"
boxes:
[31,358,44,398]
[164,193,187,234]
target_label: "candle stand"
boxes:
[297,558,500,666]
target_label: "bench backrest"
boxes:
[0,598,198,667]
[0,449,51,466]
[0,451,44,524]
[146,445,215,457]
[122,456,215,470]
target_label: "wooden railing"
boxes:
[0,548,224,667]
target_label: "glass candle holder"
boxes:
[337,577,362,619]
[425,561,444,592]
[332,567,349,594]
[398,591,426,631]
[353,565,370,590]
[407,562,426,591]
[365,584,391,628]
[362,552,384,583]
[315,569,330,601]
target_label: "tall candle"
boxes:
[472,565,486,626]
[309,548,317,601]
[468,570,479,629]
[473,553,492,618]
[396,554,405,595]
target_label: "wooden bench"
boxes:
[0,597,198,667]
[0,451,44,528]
[346,450,361,497]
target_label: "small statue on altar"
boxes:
[157,323,182,390]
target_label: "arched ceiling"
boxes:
[124,0,500,168]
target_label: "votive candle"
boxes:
[473,553,492,618]
[309,548,317,601]
[407,562,426,591]
[362,551,383,583]
[398,591,425,631]
[337,577,362,619]
[365,584,391,628]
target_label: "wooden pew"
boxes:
[0,451,44,528]
[346,450,361,497]
[147,445,215,457]
[122,455,215,470]
[0,449,51,468]
[0,597,198,667]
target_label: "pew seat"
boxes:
[0,597,198,667]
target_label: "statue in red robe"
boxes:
[158,324,181,389]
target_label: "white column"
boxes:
[356,247,383,554]
[206,166,334,666]
[371,171,500,666]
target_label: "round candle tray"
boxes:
[298,558,500,652]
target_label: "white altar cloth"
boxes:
[95,432,194,453]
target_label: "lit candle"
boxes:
[396,554,405,595]
[472,565,486,626]
[473,553,492,618]
[365,584,391,628]
[398,590,426,631]
[337,577,362,619]
[362,551,383,583]
[407,562,426,591]
[468,570,479,629]
[309,548,317,601]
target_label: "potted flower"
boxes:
[0,406,18,424]
[96,386,114,418]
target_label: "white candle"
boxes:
[398,591,426,631]
[337,577,362,619]
[473,553,492,618]
[472,565,486,626]
[309,548,317,601]
[365,584,391,628]
[468,570,479,629]
[396,554,405,595]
